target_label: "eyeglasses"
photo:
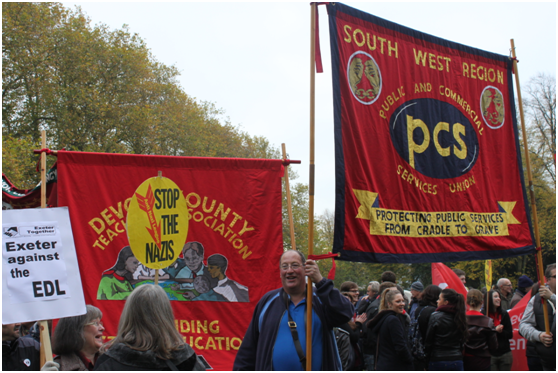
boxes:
[85,321,103,327]
[281,263,302,270]
[348,290,359,293]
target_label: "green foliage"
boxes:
[2,2,276,189]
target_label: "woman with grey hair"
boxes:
[42,305,105,370]
[94,284,204,371]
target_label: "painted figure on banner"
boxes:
[207,254,249,302]
[168,241,218,290]
[133,264,169,282]
[184,275,226,301]
[348,52,381,104]
[481,86,505,129]
[97,246,139,300]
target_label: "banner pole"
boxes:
[306,3,317,371]
[510,39,549,334]
[39,130,53,367]
[282,144,297,251]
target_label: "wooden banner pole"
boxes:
[39,130,53,367]
[510,39,549,333]
[306,3,317,371]
[282,144,297,251]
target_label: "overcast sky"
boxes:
[63,1,556,215]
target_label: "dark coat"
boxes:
[464,313,498,358]
[424,309,466,362]
[2,337,41,371]
[94,343,204,371]
[232,278,353,371]
[368,310,413,371]
[490,310,513,356]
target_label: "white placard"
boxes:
[2,207,86,323]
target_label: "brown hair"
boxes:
[52,305,102,355]
[466,289,484,308]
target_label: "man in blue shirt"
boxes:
[233,250,353,370]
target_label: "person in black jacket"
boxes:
[361,281,397,370]
[366,289,413,371]
[464,289,498,370]
[94,284,204,371]
[486,289,513,370]
[424,288,468,371]
[411,284,441,371]
[2,322,41,371]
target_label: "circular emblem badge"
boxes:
[480,86,505,129]
[347,51,382,104]
[389,98,480,179]
[127,177,189,269]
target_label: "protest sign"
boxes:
[127,176,189,269]
[2,207,86,323]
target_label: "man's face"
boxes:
[459,275,466,285]
[410,289,420,299]
[208,265,221,279]
[2,323,20,342]
[500,279,513,296]
[546,268,556,294]
[367,285,373,298]
[280,251,305,294]
[184,248,203,271]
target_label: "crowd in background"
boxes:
[335,264,556,371]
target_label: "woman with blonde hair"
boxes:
[94,284,204,371]
[366,289,413,370]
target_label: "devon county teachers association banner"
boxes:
[56,151,284,370]
[327,3,536,263]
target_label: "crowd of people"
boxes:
[2,251,556,371]
[333,264,556,371]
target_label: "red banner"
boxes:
[508,290,531,371]
[328,3,535,263]
[56,151,284,370]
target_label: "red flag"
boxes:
[508,289,531,371]
[431,262,467,299]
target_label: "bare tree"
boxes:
[523,73,556,187]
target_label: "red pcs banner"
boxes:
[56,151,284,371]
[327,3,535,263]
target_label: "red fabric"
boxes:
[308,252,337,279]
[508,290,531,371]
[489,312,502,327]
[56,151,284,371]
[466,310,484,316]
[328,3,535,263]
[431,263,468,300]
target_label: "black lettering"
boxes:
[55,280,66,295]
[33,282,43,297]
[154,189,162,209]
[6,242,15,252]
[44,281,55,296]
